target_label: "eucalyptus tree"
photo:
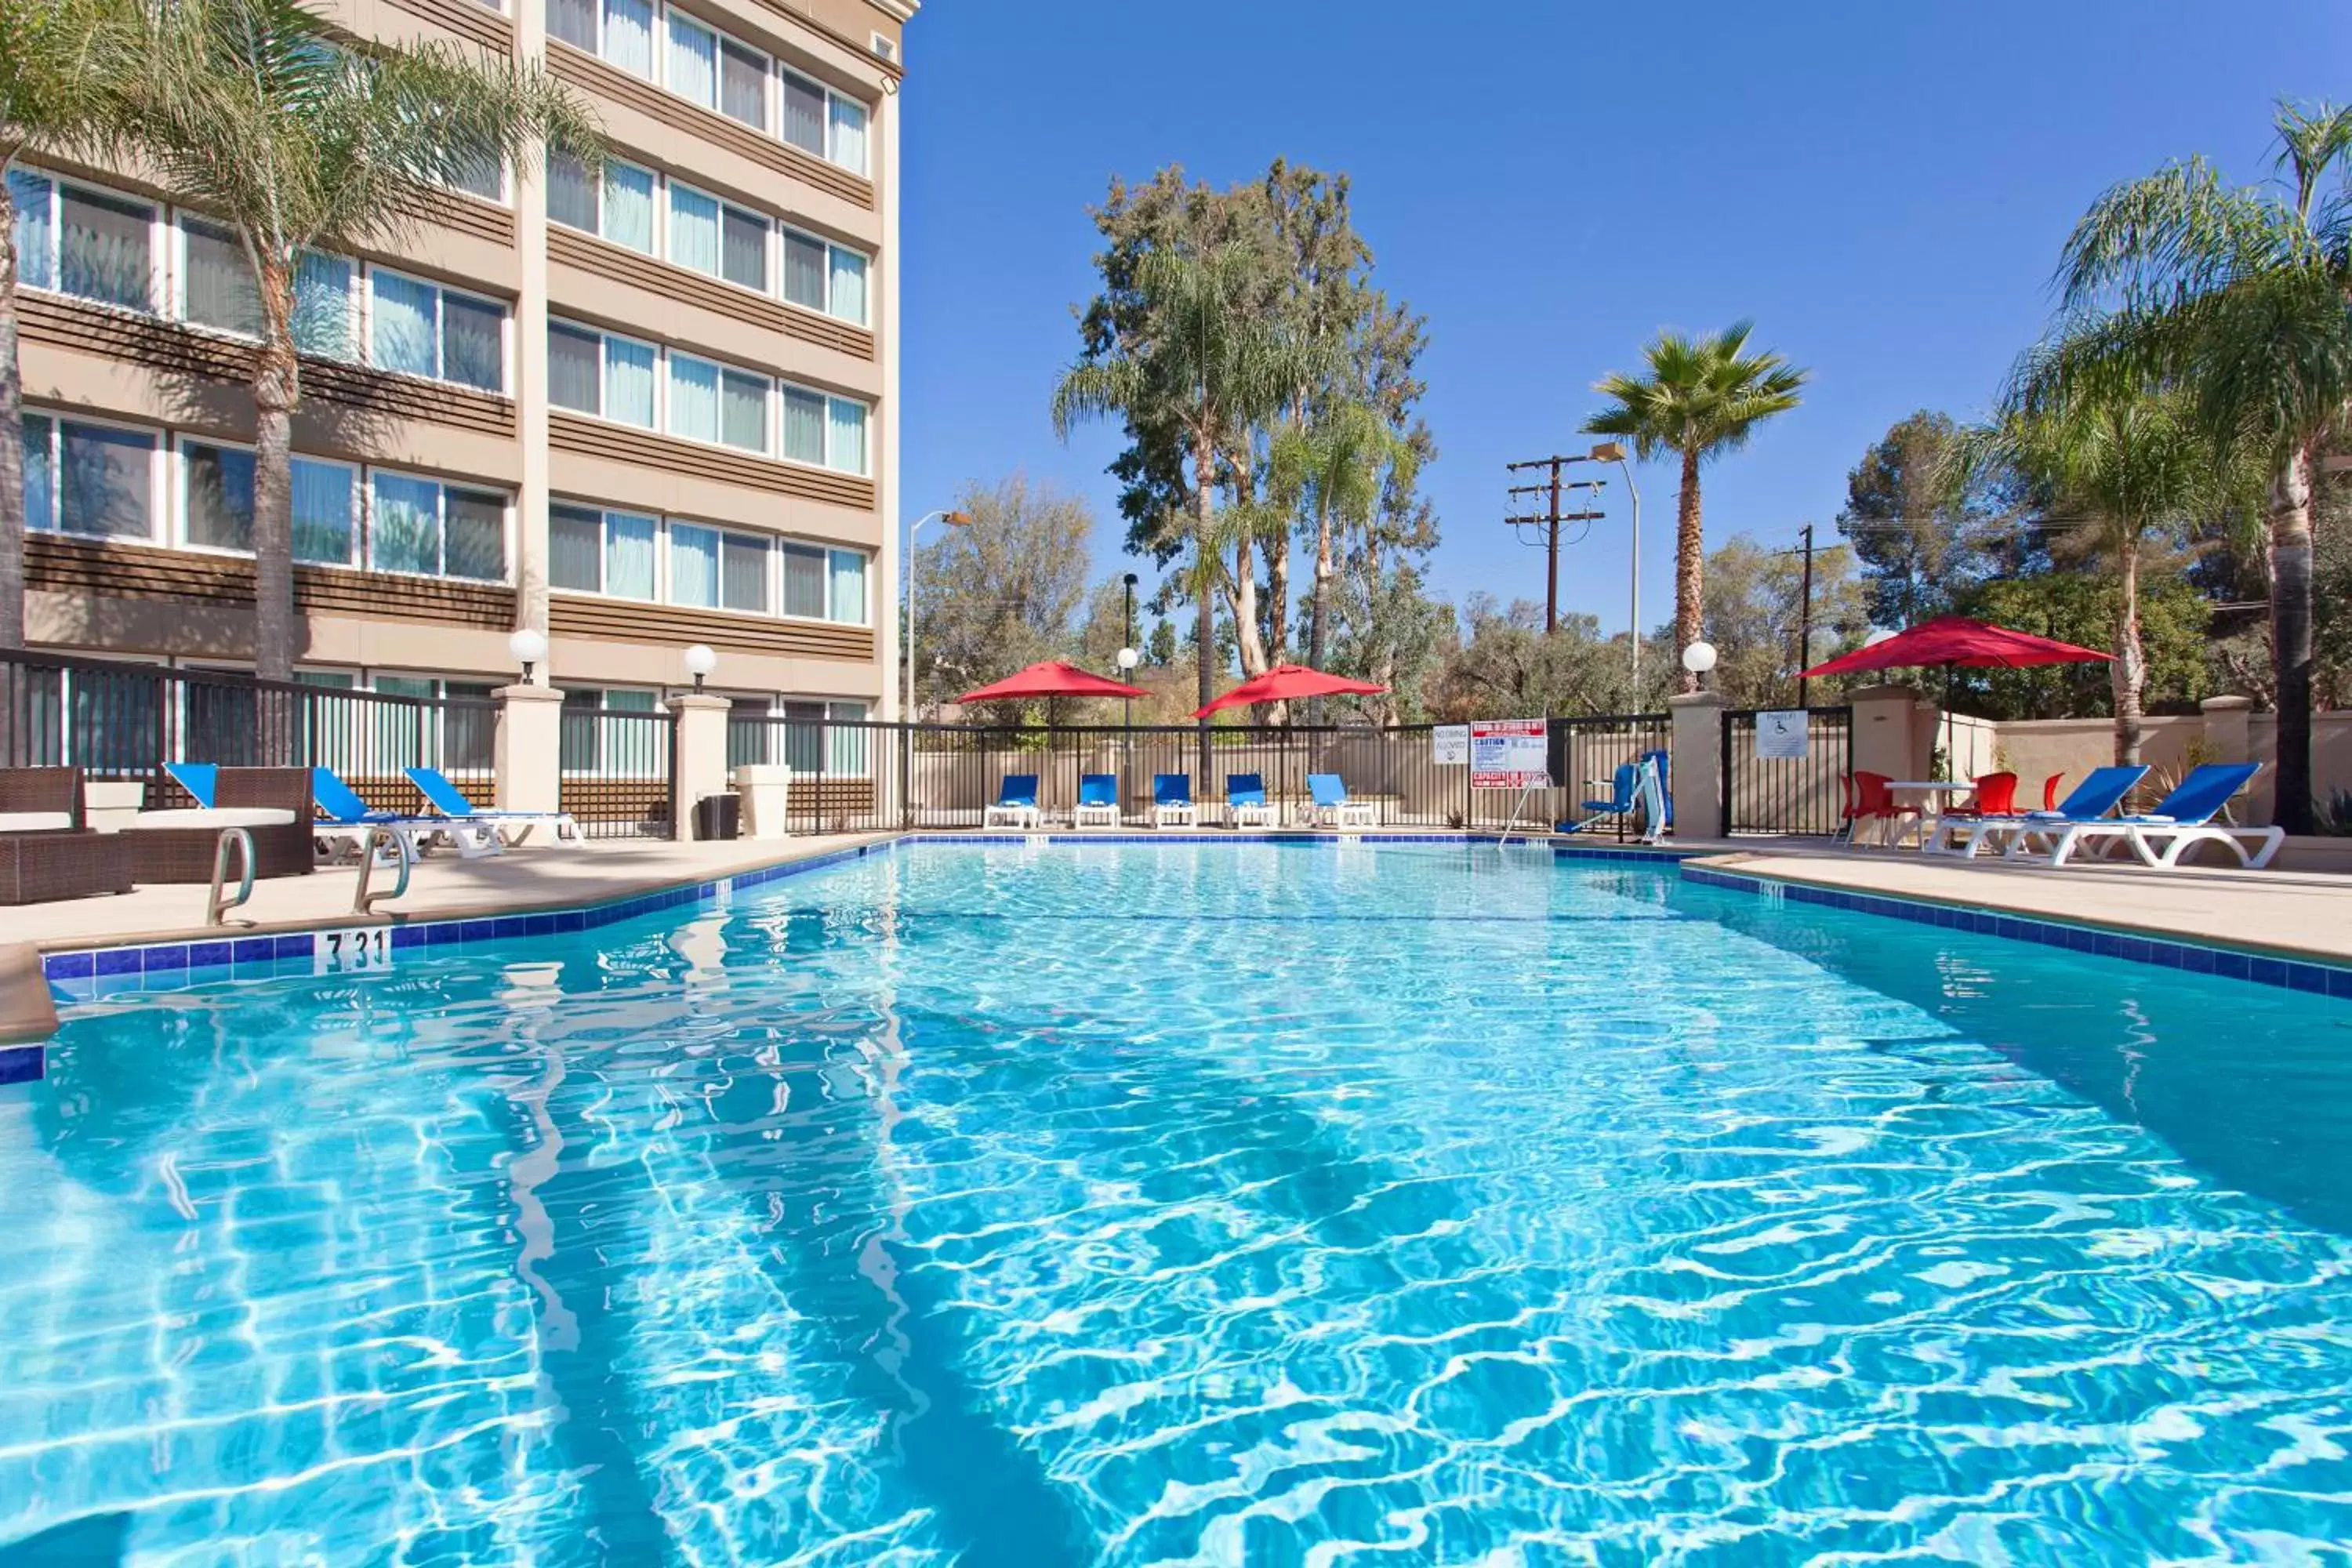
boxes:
[1052,242,1320,749]
[0,0,126,650]
[115,0,598,681]
[1991,350,2223,766]
[1583,322,1808,691]
[2053,100,2352,830]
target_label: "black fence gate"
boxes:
[1722,705,1852,836]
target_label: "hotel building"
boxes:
[10,0,913,773]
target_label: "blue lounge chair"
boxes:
[404,766,583,848]
[1929,764,2147,858]
[984,773,1041,829]
[1074,773,1120,828]
[1561,762,1640,835]
[1151,774,1197,829]
[1307,772,1375,829]
[1226,773,1275,829]
[312,767,499,862]
[2035,763,2279,869]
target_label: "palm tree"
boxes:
[0,0,126,651]
[1269,398,1415,721]
[1583,322,1808,691]
[114,0,598,682]
[2053,100,2352,833]
[1052,242,1317,762]
[1988,349,2222,765]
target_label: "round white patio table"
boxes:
[1889,779,1980,852]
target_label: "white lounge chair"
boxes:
[1151,774,1198,829]
[1225,773,1276,829]
[2040,764,2282,869]
[1307,772,1376,830]
[1073,774,1120,829]
[983,774,1042,829]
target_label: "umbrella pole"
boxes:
[1944,664,1956,779]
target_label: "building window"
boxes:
[781,387,869,475]
[548,320,656,427]
[547,154,656,254]
[670,521,719,608]
[720,531,768,613]
[781,70,867,175]
[20,412,157,539]
[664,11,720,114]
[559,684,662,775]
[549,501,657,599]
[720,38,769,131]
[8,169,157,313]
[782,228,867,325]
[368,269,506,393]
[551,0,653,76]
[373,674,496,771]
[449,158,506,204]
[775,542,867,624]
[368,472,507,581]
[180,439,358,564]
[176,219,358,358]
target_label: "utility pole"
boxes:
[1774,524,1817,709]
[1505,456,1606,633]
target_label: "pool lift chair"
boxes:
[1555,755,1670,847]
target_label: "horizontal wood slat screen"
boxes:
[548,42,875,209]
[27,536,517,629]
[550,593,876,661]
[383,0,515,51]
[411,187,517,248]
[19,294,518,439]
[547,411,876,509]
[548,227,875,359]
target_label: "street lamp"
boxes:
[683,643,717,692]
[508,626,548,684]
[902,508,970,722]
[1588,441,1642,695]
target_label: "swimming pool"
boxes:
[4,841,2350,1563]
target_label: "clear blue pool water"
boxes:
[3,842,2350,1565]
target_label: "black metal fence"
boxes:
[560,698,677,840]
[1722,705,1853,836]
[0,649,495,813]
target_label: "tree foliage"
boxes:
[911,475,1095,716]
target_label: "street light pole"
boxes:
[1589,441,1642,698]
[902,508,969,722]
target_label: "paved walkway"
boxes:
[1687,842,2352,964]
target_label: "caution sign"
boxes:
[1469,719,1551,789]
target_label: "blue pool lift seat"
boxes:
[1560,763,1641,835]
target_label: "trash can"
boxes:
[734,764,792,839]
[693,792,741,842]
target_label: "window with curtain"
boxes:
[181,218,261,336]
[58,183,154,312]
[369,473,441,574]
[720,38,768,129]
[720,205,766,291]
[721,532,768,612]
[441,295,505,392]
[782,386,826,466]
[782,230,826,311]
[549,503,603,591]
[827,397,867,474]
[668,184,719,276]
[20,415,54,531]
[670,523,719,608]
[782,72,826,158]
[828,247,867,325]
[546,153,598,233]
[292,253,356,359]
[57,421,154,539]
[780,542,826,619]
[182,441,354,563]
[9,172,54,289]
[603,0,653,75]
[604,162,655,252]
[548,0,596,52]
[290,459,354,564]
[668,355,720,443]
[778,697,823,772]
[828,548,866,624]
[368,271,437,378]
[720,368,768,452]
[605,336,656,426]
[549,322,601,414]
[828,97,868,175]
[827,699,868,775]
[666,13,717,108]
[726,696,771,768]
[450,158,504,203]
[443,488,506,582]
[608,512,655,598]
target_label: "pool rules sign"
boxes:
[1469,719,1551,789]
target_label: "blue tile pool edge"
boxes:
[1679,863,2352,1000]
[31,833,1689,1003]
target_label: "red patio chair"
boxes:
[2042,772,2064,811]
[1848,771,1921,848]
[1945,771,2017,819]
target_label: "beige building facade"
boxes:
[12,0,913,741]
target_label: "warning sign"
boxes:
[1469,719,1551,789]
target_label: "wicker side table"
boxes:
[0,832,136,906]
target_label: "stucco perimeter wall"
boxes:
[2250,712,2352,826]
[1987,716,2205,801]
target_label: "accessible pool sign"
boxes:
[1755,710,1811,760]
[1469,719,1551,789]
[1432,725,1469,766]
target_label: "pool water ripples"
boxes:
[1,842,2349,1563]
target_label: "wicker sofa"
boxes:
[123,767,317,884]
[0,768,134,905]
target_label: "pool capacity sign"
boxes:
[1467,719,1551,789]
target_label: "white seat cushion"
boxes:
[0,811,74,832]
[127,808,298,829]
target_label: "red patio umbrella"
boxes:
[1190,662,1387,719]
[1799,615,2111,774]
[956,660,1147,705]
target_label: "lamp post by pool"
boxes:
[508,626,548,685]
[683,643,717,693]
[1588,440,1642,696]
[902,509,970,723]
[1681,639,1718,692]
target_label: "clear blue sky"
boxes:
[898,0,2352,641]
